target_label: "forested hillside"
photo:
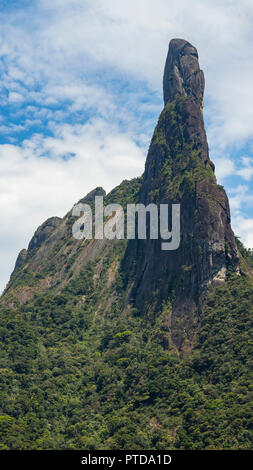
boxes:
[0,242,252,449]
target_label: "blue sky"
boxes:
[0,0,253,293]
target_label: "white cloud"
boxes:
[214,158,236,181]
[237,157,253,181]
[8,91,24,103]
[229,185,253,210]
[213,155,253,185]
[227,184,253,247]
[232,214,253,248]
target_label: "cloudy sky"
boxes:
[0,0,253,293]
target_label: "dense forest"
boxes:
[0,240,252,449]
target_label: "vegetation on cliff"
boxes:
[0,245,252,449]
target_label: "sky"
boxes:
[0,0,253,293]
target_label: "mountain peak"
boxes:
[163,38,204,107]
[78,186,106,205]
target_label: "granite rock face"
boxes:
[14,249,28,270]
[28,217,62,251]
[78,187,106,205]
[127,39,240,350]
[163,38,205,108]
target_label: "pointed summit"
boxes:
[128,39,240,350]
[163,38,205,107]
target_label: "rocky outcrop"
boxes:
[78,187,106,205]
[126,38,240,350]
[163,38,205,108]
[14,248,27,270]
[28,217,62,251]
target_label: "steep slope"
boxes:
[0,39,252,450]
[122,38,240,351]
[2,181,141,308]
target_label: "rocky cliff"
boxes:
[123,39,240,350]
